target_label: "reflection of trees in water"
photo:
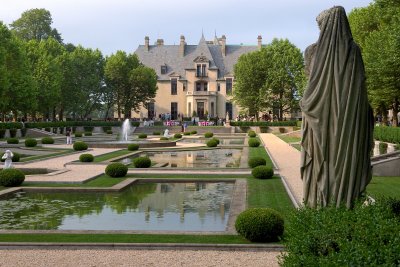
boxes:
[0,184,157,230]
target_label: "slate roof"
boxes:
[135,36,258,80]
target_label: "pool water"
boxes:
[0,182,234,231]
[124,149,242,168]
[179,138,244,145]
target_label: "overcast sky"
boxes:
[1,0,372,55]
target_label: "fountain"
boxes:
[120,119,131,141]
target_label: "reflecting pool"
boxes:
[179,138,244,145]
[0,182,234,231]
[122,149,242,168]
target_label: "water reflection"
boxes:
[180,138,244,145]
[0,182,234,231]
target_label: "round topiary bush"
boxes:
[84,131,92,136]
[41,137,55,144]
[153,131,161,135]
[0,169,25,187]
[248,138,261,147]
[207,139,218,147]
[74,132,83,138]
[379,142,388,154]
[7,138,19,144]
[183,132,191,135]
[248,130,257,137]
[44,127,51,132]
[73,141,88,151]
[106,130,113,134]
[204,132,214,138]
[79,153,94,162]
[160,137,169,141]
[248,157,267,168]
[105,162,128,177]
[191,130,197,135]
[24,138,38,147]
[1,152,20,163]
[211,137,220,144]
[252,165,274,179]
[174,133,182,138]
[133,156,151,168]
[235,208,284,242]
[138,133,147,139]
[127,143,139,151]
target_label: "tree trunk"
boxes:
[392,99,399,127]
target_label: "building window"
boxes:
[196,65,201,77]
[161,65,167,74]
[226,102,233,120]
[196,82,201,91]
[217,83,220,92]
[196,64,207,77]
[146,102,155,119]
[171,102,178,120]
[226,78,232,94]
[171,78,177,95]
[183,82,186,91]
[202,64,206,76]
[204,82,208,91]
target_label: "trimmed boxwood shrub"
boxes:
[83,126,94,132]
[211,137,220,144]
[252,166,274,179]
[248,157,266,168]
[379,142,388,154]
[0,169,25,187]
[102,126,111,132]
[9,128,17,137]
[25,138,38,147]
[20,128,27,137]
[191,130,197,135]
[84,131,92,136]
[281,198,400,266]
[235,208,284,242]
[1,152,20,163]
[127,144,139,151]
[41,137,54,144]
[44,127,51,132]
[79,153,94,162]
[133,156,151,168]
[73,141,88,151]
[105,162,128,177]
[204,132,214,138]
[183,132,191,135]
[206,139,218,147]
[138,133,147,139]
[174,133,182,138]
[7,138,19,144]
[0,129,6,138]
[152,131,161,135]
[248,130,256,137]
[106,130,113,134]
[74,132,83,137]
[160,137,169,141]
[248,138,261,147]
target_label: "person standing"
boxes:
[66,128,72,144]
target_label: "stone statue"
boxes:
[226,112,230,122]
[300,6,374,208]
[2,150,14,169]
[163,129,169,137]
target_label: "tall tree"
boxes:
[61,46,105,119]
[349,0,400,126]
[10,8,62,42]
[233,39,305,120]
[105,52,157,119]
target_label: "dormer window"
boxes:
[196,64,207,77]
[161,65,167,74]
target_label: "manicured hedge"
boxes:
[105,163,128,177]
[73,141,88,151]
[0,122,23,129]
[174,133,182,138]
[281,198,400,266]
[133,157,151,168]
[204,132,214,138]
[230,121,297,127]
[41,137,54,144]
[79,154,94,162]
[248,157,266,168]
[235,208,284,242]
[1,152,20,163]
[6,138,19,144]
[0,169,25,186]
[127,144,139,151]
[138,133,147,139]
[374,126,400,144]
[206,139,218,147]
[252,166,274,179]
[248,138,261,147]
[25,138,38,147]
[248,130,257,137]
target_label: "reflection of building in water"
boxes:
[136,182,232,224]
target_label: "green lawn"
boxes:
[366,176,400,198]
[248,146,274,168]
[92,149,132,162]
[19,149,74,162]
[277,135,301,144]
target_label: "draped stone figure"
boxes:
[300,6,374,208]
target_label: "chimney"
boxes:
[156,39,164,46]
[258,35,262,49]
[179,35,185,57]
[221,35,226,57]
[145,36,149,51]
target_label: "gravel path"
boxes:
[0,249,280,267]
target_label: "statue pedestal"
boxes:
[225,121,230,127]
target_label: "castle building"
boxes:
[134,34,262,120]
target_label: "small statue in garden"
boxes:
[300,6,374,209]
[2,150,14,169]
[163,129,169,137]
